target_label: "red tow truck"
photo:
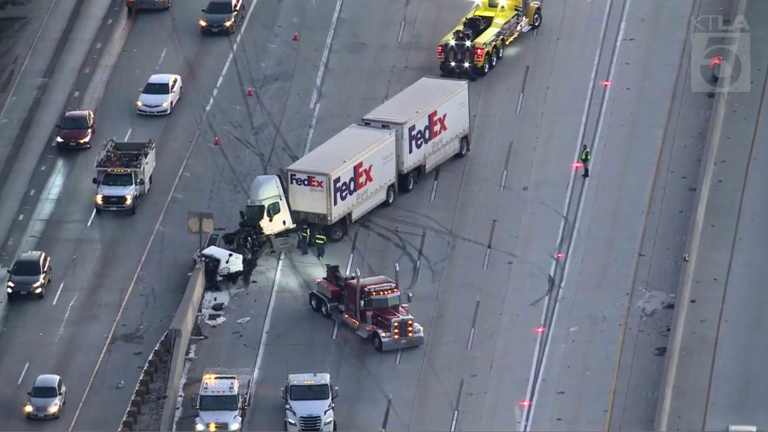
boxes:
[309,264,425,352]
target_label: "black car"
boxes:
[7,251,52,300]
[199,0,244,35]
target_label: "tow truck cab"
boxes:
[191,373,250,431]
[281,373,338,431]
[438,0,541,77]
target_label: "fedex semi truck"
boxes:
[243,76,471,243]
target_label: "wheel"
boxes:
[455,136,469,158]
[497,42,505,59]
[399,171,416,193]
[326,224,346,243]
[320,300,331,319]
[383,185,396,207]
[531,9,542,29]
[95,208,101,215]
[310,294,321,312]
[130,202,137,215]
[489,49,498,69]
[38,289,45,299]
[476,55,490,76]
[372,333,383,352]
[6,293,12,301]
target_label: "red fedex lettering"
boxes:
[354,161,373,191]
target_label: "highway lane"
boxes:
[660,0,768,429]
[0,1,278,429]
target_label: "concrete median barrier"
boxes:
[158,264,206,431]
[654,0,750,430]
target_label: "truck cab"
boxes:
[243,175,295,235]
[280,373,337,431]
[191,373,250,431]
[92,139,155,215]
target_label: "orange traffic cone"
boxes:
[214,137,220,146]
[293,32,299,41]
[247,87,253,96]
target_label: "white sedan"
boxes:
[136,73,183,115]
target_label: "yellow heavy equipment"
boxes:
[438,0,542,79]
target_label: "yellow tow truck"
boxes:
[438,0,542,79]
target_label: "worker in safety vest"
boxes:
[580,145,591,178]
[297,225,310,255]
[314,232,327,260]
[710,55,723,83]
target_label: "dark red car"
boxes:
[55,110,95,148]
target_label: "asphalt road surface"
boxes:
[165,0,718,431]
[660,0,768,430]
[0,0,724,430]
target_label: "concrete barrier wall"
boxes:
[118,330,172,431]
[654,0,750,429]
[158,264,206,432]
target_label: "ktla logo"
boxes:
[691,15,751,93]
[333,161,373,206]
[407,110,448,154]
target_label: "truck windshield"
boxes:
[289,384,330,401]
[244,205,265,221]
[371,294,400,309]
[199,395,238,411]
[101,173,134,187]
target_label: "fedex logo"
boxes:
[407,110,448,154]
[290,173,324,189]
[333,162,373,206]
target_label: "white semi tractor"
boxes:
[244,76,471,243]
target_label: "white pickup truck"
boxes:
[92,139,156,215]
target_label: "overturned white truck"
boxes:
[242,76,471,245]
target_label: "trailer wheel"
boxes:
[383,185,396,207]
[320,300,332,319]
[489,49,498,69]
[326,223,346,243]
[531,9,542,29]
[399,172,416,193]
[497,42,505,59]
[455,136,470,159]
[310,293,322,312]
[372,333,383,352]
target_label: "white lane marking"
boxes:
[309,0,343,110]
[246,254,284,417]
[430,179,438,202]
[332,321,339,340]
[57,294,78,343]
[53,282,64,305]
[40,165,46,171]
[18,362,29,385]
[87,209,96,227]
[450,410,459,432]
[516,93,524,114]
[18,214,24,221]
[0,0,60,121]
[397,19,406,43]
[395,349,402,365]
[500,170,508,191]
[156,48,166,70]
[523,0,632,428]
[467,327,475,350]
[304,102,321,156]
[124,128,132,141]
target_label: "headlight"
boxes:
[96,194,103,205]
[79,132,92,143]
[24,404,33,413]
[195,422,205,431]
[125,194,133,205]
[7,281,14,287]
[56,136,64,142]
[136,101,143,107]
[34,287,42,294]
[224,19,234,27]
[199,19,207,26]
[230,422,241,430]
[286,418,296,426]
[6,288,12,293]
[324,417,334,425]
[464,62,470,68]
[162,100,170,107]
[450,61,456,67]
[48,403,59,413]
